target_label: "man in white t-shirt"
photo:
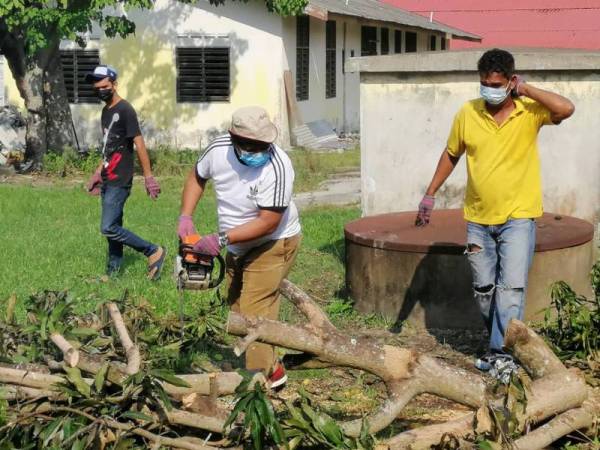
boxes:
[178,106,301,388]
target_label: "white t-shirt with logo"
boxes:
[196,134,301,255]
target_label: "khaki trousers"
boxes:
[226,234,301,373]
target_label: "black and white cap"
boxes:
[85,65,118,83]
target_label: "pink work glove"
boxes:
[145,176,161,200]
[512,75,526,96]
[178,215,198,240]
[415,195,435,226]
[87,168,102,196]
[192,233,222,257]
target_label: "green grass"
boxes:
[288,147,360,192]
[0,177,360,322]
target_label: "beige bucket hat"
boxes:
[229,106,278,143]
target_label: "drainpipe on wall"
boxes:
[342,21,347,135]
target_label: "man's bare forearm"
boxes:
[133,135,152,177]
[425,150,460,196]
[180,169,205,216]
[520,84,575,123]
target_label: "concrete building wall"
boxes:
[4,0,286,150]
[3,2,449,149]
[282,14,444,135]
[349,50,600,227]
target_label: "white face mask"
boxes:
[480,83,511,105]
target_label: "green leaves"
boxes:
[93,363,109,393]
[122,368,187,412]
[63,366,91,398]
[538,261,600,363]
[225,377,377,450]
[149,368,191,388]
[225,373,287,450]
[265,0,307,16]
[282,389,376,449]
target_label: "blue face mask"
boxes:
[237,148,271,167]
[480,83,510,105]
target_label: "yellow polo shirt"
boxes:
[447,97,553,225]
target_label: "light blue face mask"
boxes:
[237,148,271,167]
[480,83,511,105]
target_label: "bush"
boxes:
[43,149,102,177]
[537,260,600,362]
[42,147,200,178]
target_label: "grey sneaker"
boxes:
[474,353,497,372]
[489,355,519,385]
[475,352,514,372]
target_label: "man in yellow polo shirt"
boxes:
[416,49,574,375]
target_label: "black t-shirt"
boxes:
[100,100,141,187]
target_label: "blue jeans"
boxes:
[101,185,156,271]
[466,219,536,352]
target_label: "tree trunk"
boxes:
[0,23,75,169]
[44,43,76,154]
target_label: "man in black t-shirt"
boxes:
[85,65,166,279]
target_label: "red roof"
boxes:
[382,0,600,49]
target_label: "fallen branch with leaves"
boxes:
[0,279,597,449]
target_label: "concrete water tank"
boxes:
[345,210,595,329]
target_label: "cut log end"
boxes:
[50,332,80,368]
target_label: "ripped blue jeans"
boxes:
[466,219,536,352]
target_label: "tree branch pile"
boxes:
[0,291,244,449]
[0,283,597,449]
[226,279,600,449]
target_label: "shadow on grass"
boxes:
[318,238,351,300]
[318,238,345,264]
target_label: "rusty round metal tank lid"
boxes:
[344,209,594,254]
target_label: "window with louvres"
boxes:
[176,47,230,103]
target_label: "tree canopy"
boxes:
[1,0,308,55]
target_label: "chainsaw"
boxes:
[174,234,226,291]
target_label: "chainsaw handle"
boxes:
[209,254,226,289]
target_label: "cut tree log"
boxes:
[106,302,141,375]
[226,279,593,448]
[382,412,476,450]
[0,282,593,449]
[512,388,600,450]
[227,303,486,436]
[0,384,66,401]
[49,332,79,367]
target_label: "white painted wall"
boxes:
[5,0,287,150]
[359,69,600,226]
[282,14,445,135]
[3,2,448,148]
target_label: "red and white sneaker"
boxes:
[268,361,287,389]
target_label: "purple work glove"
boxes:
[145,176,161,200]
[415,194,435,226]
[512,75,526,96]
[86,168,102,196]
[178,215,198,240]
[192,233,222,257]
